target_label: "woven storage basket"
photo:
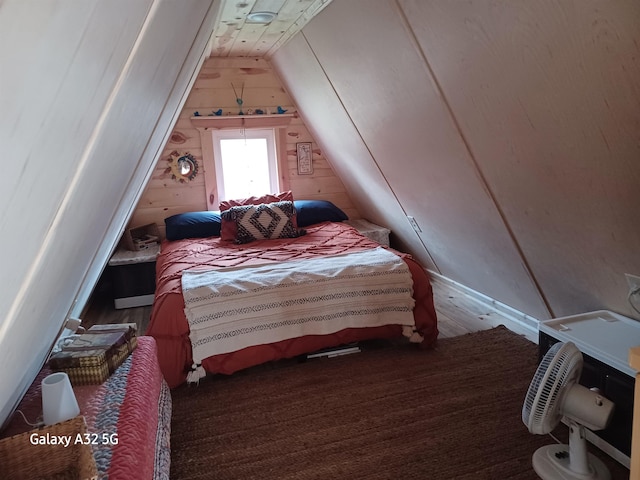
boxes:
[107,337,137,373]
[49,349,110,386]
[0,416,98,480]
[49,335,137,385]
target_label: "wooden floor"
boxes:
[429,275,536,342]
[81,273,534,343]
[81,286,153,334]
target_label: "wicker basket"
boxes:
[0,416,98,480]
[49,334,138,385]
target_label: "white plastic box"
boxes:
[539,310,640,378]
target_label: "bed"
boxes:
[146,198,438,388]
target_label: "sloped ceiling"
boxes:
[0,0,218,427]
[272,0,640,321]
[209,0,332,57]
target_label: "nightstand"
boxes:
[344,219,390,246]
[108,244,160,309]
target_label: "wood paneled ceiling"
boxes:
[208,0,332,58]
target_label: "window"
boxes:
[212,128,279,201]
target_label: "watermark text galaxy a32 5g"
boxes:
[29,432,118,447]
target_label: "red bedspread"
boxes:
[146,221,438,387]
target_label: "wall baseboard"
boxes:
[428,270,540,343]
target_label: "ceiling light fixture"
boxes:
[246,11,277,24]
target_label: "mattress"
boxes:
[146,221,438,387]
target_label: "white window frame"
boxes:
[194,116,293,211]
[211,128,279,202]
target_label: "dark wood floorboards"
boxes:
[80,280,152,334]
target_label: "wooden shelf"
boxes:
[190,113,294,129]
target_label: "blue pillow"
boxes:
[294,200,348,227]
[164,211,221,241]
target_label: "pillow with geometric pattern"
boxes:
[219,191,295,241]
[221,201,305,244]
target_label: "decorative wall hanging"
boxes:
[296,142,313,175]
[231,82,244,115]
[167,150,199,183]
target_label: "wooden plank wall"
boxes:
[129,57,358,237]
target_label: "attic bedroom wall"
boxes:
[129,57,358,236]
[272,0,640,321]
[0,0,217,427]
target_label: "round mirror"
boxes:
[168,151,198,183]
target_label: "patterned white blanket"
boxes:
[182,247,415,375]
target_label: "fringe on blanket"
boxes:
[403,326,424,343]
[186,363,206,385]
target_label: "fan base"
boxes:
[533,444,611,480]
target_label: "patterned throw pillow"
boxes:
[222,201,304,244]
[219,191,295,241]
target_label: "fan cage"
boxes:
[523,341,583,434]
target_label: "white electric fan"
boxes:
[522,341,615,480]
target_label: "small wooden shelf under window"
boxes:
[190,113,294,130]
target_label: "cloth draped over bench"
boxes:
[182,247,416,378]
[0,337,171,480]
